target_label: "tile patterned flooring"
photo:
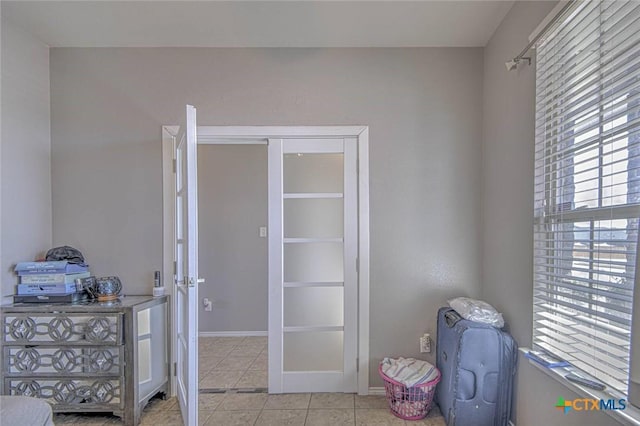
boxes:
[50,337,446,425]
[199,336,268,390]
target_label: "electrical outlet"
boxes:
[203,298,213,312]
[420,334,431,353]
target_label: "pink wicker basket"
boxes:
[378,363,441,420]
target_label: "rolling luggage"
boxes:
[435,307,517,426]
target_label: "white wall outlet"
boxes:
[420,333,431,353]
[203,298,213,311]
[259,226,267,238]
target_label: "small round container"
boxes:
[94,276,122,301]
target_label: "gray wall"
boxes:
[49,47,484,384]
[0,16,51,303]
[197,144,268,333]
[481,2,618,425]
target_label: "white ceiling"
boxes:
[2,1,514,48]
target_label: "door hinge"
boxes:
[356,257,359,273]
[173,158,177,173]
[356,357,359,372]
[173,261,177,275]
[173,362,177,376]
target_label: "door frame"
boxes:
[162,125,370,395]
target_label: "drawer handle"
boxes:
[85,318,113,342]
[15,381,42,398]
[14,348,40,372]
[89,349,116,372]
[93,380,117,403]
[9,317,36,341]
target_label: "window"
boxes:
[533,0,640,396]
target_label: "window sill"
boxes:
[520,347,640,426]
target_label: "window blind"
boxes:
[534,0,640,395]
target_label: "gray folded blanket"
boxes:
[0,396,54,426]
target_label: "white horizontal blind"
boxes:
[534,0,640,395]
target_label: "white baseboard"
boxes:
[368,387,385,396]
[199,331,267,337]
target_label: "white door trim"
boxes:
[343,137,358,393]
[162,125,370,395]
[267,138,284,393]
[162,125,178,398]
[357,127,370,395]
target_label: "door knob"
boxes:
[187,277,205,287]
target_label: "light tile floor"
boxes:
[51,337,447,425]
[52,393,446,425]
[199,336,268,390]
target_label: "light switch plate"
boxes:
[259,226,267,237]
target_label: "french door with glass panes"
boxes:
[174,105,199,425]
[268,137,358,393]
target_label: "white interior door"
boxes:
[268,137,358,393]
[175,105,199,425]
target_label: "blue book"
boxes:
[15,261,89,275]
[17,283,78,295]
[525,350,570,368]
[20,272,91,284]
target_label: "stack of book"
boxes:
[15,261,90,303]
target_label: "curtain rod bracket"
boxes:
[505,1,576,73]
[505,57,531,72]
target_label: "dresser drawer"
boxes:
[4,377,124,410]
[2,313,123,345]
[4,345,123,376]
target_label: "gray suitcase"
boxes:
[435,307,517,426]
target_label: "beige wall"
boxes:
[481,2,618,425]
[1,16,52,303]
[197,144,268,333]
[49,47,484,384]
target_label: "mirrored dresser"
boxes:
[1,295,168,425]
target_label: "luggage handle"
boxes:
[444,310,463,327]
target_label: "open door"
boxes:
[175,105,199,426]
